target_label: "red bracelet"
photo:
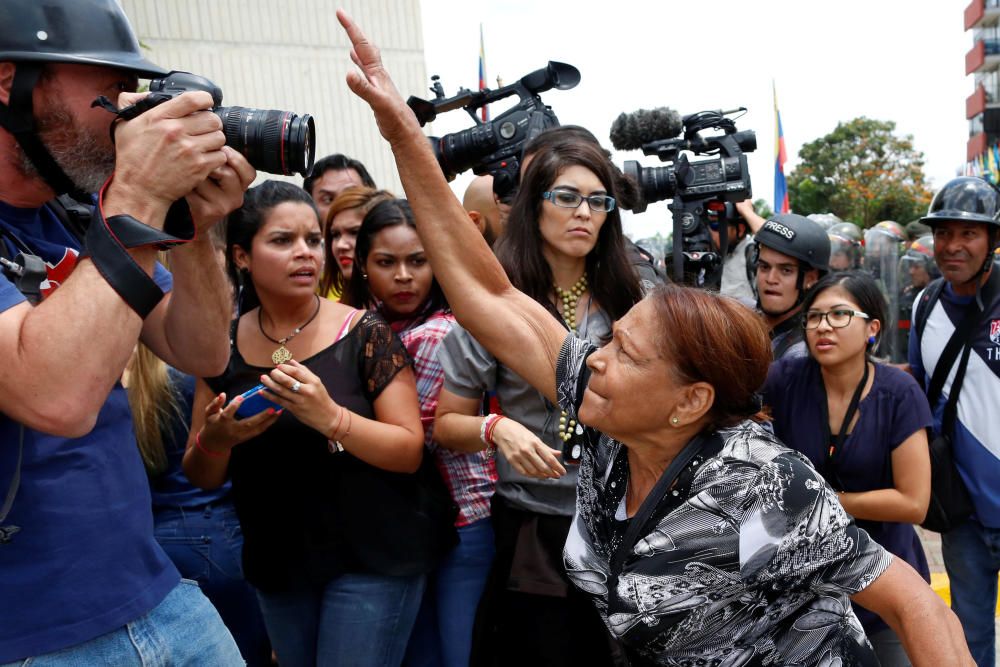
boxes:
[485,415,505,447]
[195,431,228,459]
[327,406,346,442]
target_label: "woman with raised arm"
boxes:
[182,180,430,667]
[335,11,972,666]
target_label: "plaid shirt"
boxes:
[392,309,497,526]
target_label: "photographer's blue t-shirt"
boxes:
[0,200,179,661]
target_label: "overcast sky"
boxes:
[416,0,972,239]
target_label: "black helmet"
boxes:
[0,0,167,78]
[921,176,1000,228]
[754,214,831,272]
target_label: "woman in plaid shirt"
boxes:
[343,197,498,667]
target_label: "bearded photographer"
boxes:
[0,1,253,663]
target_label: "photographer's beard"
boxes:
[15,106,115,195]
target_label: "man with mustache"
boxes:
[909,176,1000,667]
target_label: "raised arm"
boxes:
[336,10,565,404]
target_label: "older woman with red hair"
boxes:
[334,11,972,666]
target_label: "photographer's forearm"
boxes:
[0,260,152,437]
[143,237,232,377]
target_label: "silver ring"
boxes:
[290,380,301,394]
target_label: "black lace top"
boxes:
[207,311,429,592]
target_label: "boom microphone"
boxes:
[609,107,683,151]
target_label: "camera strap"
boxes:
[86,178,197,318]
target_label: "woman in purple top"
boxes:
[763,270,932,666]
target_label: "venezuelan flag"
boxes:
[479,24,489,122]
[774,82,789,214]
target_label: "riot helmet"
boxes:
[899,235,939,294]
[828,233,864,271]
[806,212,843,231]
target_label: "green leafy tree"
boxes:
[787,117,932,228]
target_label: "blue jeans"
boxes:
[154,504,270,666]
[0,579,242,666]
[941,516,1000,667]
[257,572,425,667]
[403,518,496,667]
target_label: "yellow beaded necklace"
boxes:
[555,273,587,454]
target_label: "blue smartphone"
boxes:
[233,384,282,420]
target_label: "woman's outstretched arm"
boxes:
[336,9,566,404]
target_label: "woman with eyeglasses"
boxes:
[433,138,642,666]
[763,270,933,666]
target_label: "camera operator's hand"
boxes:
[186,146,256,231]
[492,417,566,479]
[198,391,282,454]
[337,9,422,147]
[105,90,228,229]
[735,199,765,234]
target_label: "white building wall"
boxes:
[119,0,427,191]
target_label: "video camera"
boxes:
[407,62,580,198]
[611,108,756,286]
[94,72,316,176]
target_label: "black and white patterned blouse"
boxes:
[556,335,892,667]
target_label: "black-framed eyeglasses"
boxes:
[804,308,871,330]
[542,189,616,212]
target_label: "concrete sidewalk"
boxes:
[917,527,1000,656]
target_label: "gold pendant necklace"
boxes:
[259,295,322,365]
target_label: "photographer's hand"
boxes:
[735,199,765,234]
[186,146,256,232]
[104,91,227,230]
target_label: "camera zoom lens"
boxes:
[216,106,316,177]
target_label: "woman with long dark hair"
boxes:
[183,180,431,667]
[763,270,933,666]
[433,139,641,665]
[343,197,498,667]
[334,13,973,666]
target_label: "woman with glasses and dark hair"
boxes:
[762,270,933,666]
[433,139,642,665]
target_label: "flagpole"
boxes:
[479,24,489,122]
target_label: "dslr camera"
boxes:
[102,71,316,176]
[407,62,580,198]
[616,109,756,286]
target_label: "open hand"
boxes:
[336,9,421,146]
[492,417,566,479]
[199,390,281,453]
